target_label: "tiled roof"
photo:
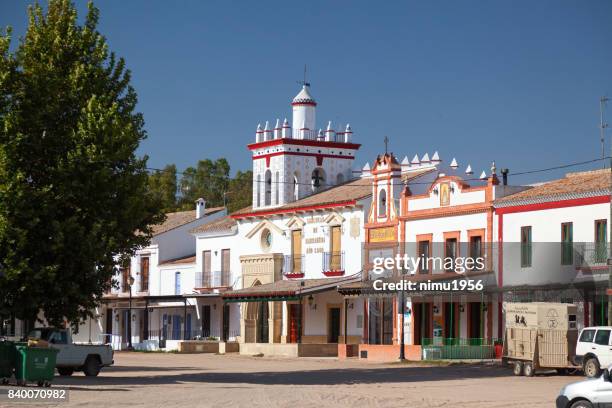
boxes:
[158,254,196,265]
[223,276,358,299]
[151,207,225,236]
[232,170,431,218]
[495,169,610,207]
[190,215,237,235]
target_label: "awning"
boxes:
[222,274,360,302]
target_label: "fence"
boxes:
[282,255,304,276]
[196,270,231,288]
[421,338,502,360]
[323,251,344,271]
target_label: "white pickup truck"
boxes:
[28,328,114,377]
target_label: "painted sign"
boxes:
[369,226,395,243]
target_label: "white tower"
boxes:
[291,85,316,139]
[249,85,360,209]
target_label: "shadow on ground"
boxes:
[49,365,516,389]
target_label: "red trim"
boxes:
[285,273,305,279]
[248,138,361,151]
[291,101,317,107]
[497,213,503,287]
[255,151,354,161]
[323,270,345,277]
[496,195,610,214]
[232,200,357,219]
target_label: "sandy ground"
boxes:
[0,352,582,408]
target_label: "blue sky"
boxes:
[2,1,612,183]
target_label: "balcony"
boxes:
[196,271,231,289]
[283,255,304,278]
[323,251,345,277]
[575,243,610,271]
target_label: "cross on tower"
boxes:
[384,136,389,154]
[297,64,310,87]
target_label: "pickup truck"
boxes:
[28,328,113,377]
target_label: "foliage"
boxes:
[0,0,164,326]
[177,158,230,210]
[227,170,252,213]
[147,164,177,212]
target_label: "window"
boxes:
[378,189,387,217]
[445,238,458,272]
[293,171,300,201]
[261,228,272,251]
[561,222,573,265]
[579,329,596,343]
[469,236,483,270]
[175,272,181,295]
[221,249,231,286]
[264,170,272,206]
[595,220,607,263]
[595,329,611,346]
[311,168,325,192]
[520,226,532,267]
[329,225,342,270]
[202,250,211,287]
[418,240,431,274]
[140,256,150,291]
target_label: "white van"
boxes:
[576,327,612,378]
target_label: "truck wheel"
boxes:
[523,362,535,377]
[57,367,74,376]
[584,358,601,378]
[513,361,523,376]
[83,356,101,377]
[570,400,594,408]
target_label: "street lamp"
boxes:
[127,275,135,350]
[399,269,406,361]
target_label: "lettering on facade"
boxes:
[305,234,324,254]
[369,226,395,243]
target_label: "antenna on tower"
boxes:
[600,95,609,166]
[297,64,310,87]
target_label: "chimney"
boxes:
[195,198,206,219]
[501,168,509,186]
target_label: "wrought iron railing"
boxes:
[283,255,304,276]
[421,337,503,360]
[196,270,232,288]
[323,251,344,271]
[575,242,609,269]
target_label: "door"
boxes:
[291,230,302,273]
[468,302,483,340]
[202,305,211,337]
[330,226,341,270]
[257,302,269,343]
[105,308,113,344]
[222,304,230,341]
[185,313,192,340]
[288,304,301,343]
[123,310,130,344]
[444,303,458,340]
[172,315,181,340]
[328,307,341,343]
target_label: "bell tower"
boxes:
[248,84,360,210]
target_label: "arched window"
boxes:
[256,174,261,207]
[275,171,280,205]
[264,170,272,206]
[293,171,300,201]
[336,173,344,185]
[311,168,326,193]
[379,188,387,217]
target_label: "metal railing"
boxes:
[421,337,503,360]
[146,328,240,342]
[196,270,231,288]
[323,251,344,271]
[283,255,304,276]
[575,242,609,269]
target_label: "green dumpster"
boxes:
[14,345,58,387]
[0,340,15,384]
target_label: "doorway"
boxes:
[222,304,230,341]
[413,303,432,345]
[288,304,301,343]
[202,305,211,338]
[257,302,269,343]
[105,308,113,344]
[468,302,483,339]
[328,307,341,343]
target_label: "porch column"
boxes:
[183,298,187,340]
[343,298,348,344]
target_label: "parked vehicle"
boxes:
[27,328,113,377]
[575,326,612,378]
[503,302,580,376]
[556,365,612,408]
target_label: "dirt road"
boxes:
[0,352,579,407]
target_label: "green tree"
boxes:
[178,158,230,209]
[0,0,164,326]
[227,170,252,213]
[148,164,178,212]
